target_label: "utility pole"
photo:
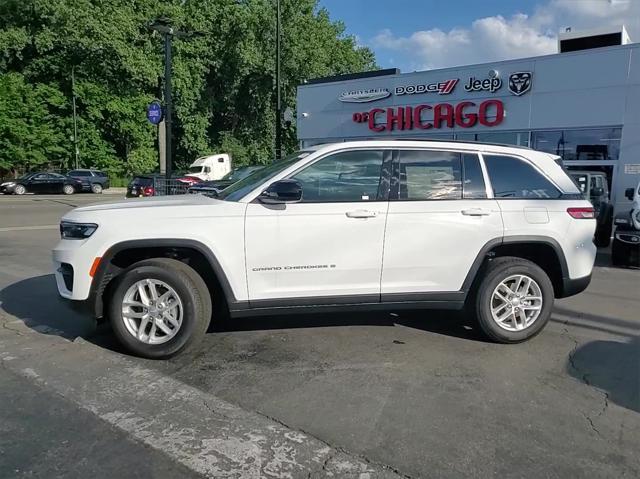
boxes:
[71,66,79,170]
[163,31,173,177]
[275,0,282,161]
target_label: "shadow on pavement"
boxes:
[567,337,640,413]
[0,274,96,338]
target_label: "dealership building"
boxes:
[296,26,640,213]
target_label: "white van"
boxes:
[185,154,232,181]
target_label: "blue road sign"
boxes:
[146,101,163,125]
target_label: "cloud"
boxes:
[371,0,640,71]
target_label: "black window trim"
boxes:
[479,151,568,200]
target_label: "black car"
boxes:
[126,175,158,198]
[67,169,110,193]
[1,172,83,195]
[188,166,263,197]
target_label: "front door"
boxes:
[245,149,392,303]
[381,149,503,296]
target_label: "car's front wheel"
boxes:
[14,184,26,195]
[474,257,554,343]
[108,258,212,358]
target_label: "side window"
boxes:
[462,153,487,199]
[484,155,561,199]
[291,149,385,202]
[397,150,462,200]
[204,166,211,173]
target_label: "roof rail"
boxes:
[372,138,534,150]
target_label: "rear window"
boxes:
[130,177,153,186]
[484,155,561,199]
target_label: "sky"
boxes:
[318,0,640,71]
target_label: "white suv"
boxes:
[53,141,597,358]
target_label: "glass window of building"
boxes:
[456,131,530,147]
[532,128,622,161]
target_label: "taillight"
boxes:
[143,186,154,196]
[567,207,595,219]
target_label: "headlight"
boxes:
[60,221,98,239]
[1,181,16,187]
[633,210,640,229]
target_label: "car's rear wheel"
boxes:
[108,258,211,359]
[91,183,103,194]
[474,257,554,343]
[62,184,75,195]
[14,184,26,195]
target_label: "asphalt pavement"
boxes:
[0,194,638,478]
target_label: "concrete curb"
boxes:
[0,318,406,479]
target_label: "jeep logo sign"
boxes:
[338,88,391,103]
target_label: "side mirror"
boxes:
[258,179,302,204]
[625,188,635,201]
[591,187,604,197]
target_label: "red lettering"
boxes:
[433,103,454,128]
[353,112,362,122]
[404,106,413,130]
[479,100,504,127]
[413,104,432,129]
[386,107,404,131]
[368,108,385,132]
[455,101,477,128]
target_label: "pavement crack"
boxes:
[256,410,414,479]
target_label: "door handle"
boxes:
[346,210,378,219]
[461,208,492,216]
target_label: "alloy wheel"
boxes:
[121,279,184,344]
[490,274,543,332]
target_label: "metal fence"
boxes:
[151,177,191,196]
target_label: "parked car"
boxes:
[54,140,596,359]
[611,182,640,267]
[126,175,157,198]
[66,169,110,194]
[188,165,264,196]
[569,170,613,247]
[1,172,82,195]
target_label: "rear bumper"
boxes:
[560,274,592,298]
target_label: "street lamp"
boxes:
[275,0,282,161]
[149,18,176,178]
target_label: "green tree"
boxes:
[0,0,376,177]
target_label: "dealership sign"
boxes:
[352,100,504,132]
[508,72,532,96]
[395,79,459,96]
[339,88,391,103]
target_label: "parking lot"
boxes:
[1,194,639,478]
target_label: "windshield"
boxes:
[222,167,258,181]
[187,166,202,174]
[218,151,312,201]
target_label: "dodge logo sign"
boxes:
[508,72,532,96]
[339,88,391,103]
[395,79,459,96]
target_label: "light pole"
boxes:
[275,0,282,161]
[150,19,175,178]
[71,66,79,170]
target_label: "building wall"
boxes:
[297,44,640,213]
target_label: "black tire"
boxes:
[62,184,75,195]
[474,257,555,344]
[611,238,627,266]
[594,207,613,247]
[14,184,26,195]
[108,258,212,359]
[91,183,103,194]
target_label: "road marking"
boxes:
[0,225,58,232]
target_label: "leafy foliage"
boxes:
[0,0,375,178]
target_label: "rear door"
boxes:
[381,149,503,296]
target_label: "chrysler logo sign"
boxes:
[338,88,391,103]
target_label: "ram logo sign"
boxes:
[508,72,533,96]
[338,88,391,103]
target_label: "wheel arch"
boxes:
[90,239,237,319]
[462,236,570,299]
